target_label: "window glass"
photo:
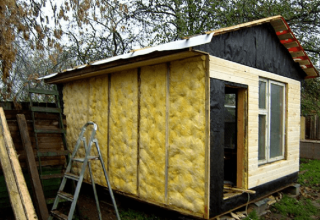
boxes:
[258,79,285,164]
[259,81,266,109]
[270,84,284,158]
[224,93,236,149]
[258,115,266,160]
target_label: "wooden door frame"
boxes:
[236,88,248,189]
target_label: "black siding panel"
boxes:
[209,78,225,216]
[195,23,305,81]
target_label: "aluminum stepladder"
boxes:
[49,122,120,220]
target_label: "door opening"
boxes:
[224,86,247,189]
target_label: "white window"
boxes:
[258,79,285,164]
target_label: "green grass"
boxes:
[271,195,318,220]
[243,210,260,220]
[269,159,320,220]
[120,208,157,220]
[298,159,320,187]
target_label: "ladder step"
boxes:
[29,88,59,95]
[65,172,80,181]
[41,173,64,180]
[31,106,61,113]
[57,191,74,202]
[38,150,69,157]
[73,156,99,162]
[50,210,68,220]
[35,129,65,134]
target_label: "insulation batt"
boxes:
[109,69,138,195]
[88,76,109,186]
[168,56,206,214]
[139,64,167,203]
[62,55,207,216]
[63,80,90,180]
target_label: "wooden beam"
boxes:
[0,108,38,220]
[17,114,49,220]
[205,15,282,35]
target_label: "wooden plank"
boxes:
[270,18,288,32]
[0,108,37,220]
[204,54,210,219]
[17,114,49,220]
[224,186,255,194]
[237,89,248,189]
[283,41,299,49]
[31,106,61,113]
[296,59,310,66]
[206,15,282,35]
[290,51,305,58]
[0,117,27,219]
[29,88,59,95]
[304,68,318,76]
[277,33,293,40]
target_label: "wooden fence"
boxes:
[305,115,320,140]
[0,102,66,208]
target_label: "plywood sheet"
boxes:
[139,64,166,203]
[168,56,206,214]
[109,69,138,195]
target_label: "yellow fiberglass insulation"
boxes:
[109,69,138,195]
[139,64,166,203]
[88,76,109,186]
[63,80,90,180]
[168,56,206,214]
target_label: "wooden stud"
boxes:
[237,88,248,189]
[137,68,141,196]
[17,114,49,220]
[107,74,111,173]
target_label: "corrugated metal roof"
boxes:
[39,33,214,80]
[41,15,319,81]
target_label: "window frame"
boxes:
[258,78,286,164]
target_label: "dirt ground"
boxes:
[0,183,319,220]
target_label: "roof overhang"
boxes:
[44,15,318,84]
[45,49,208,84]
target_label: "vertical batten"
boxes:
[204,55,210,218]
[107,74,111,172]
[165,62,170,204]
[137,68,141,196]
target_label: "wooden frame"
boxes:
[237,89,248,189]
[258,78,286,164]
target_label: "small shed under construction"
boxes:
[44,15,319,219]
